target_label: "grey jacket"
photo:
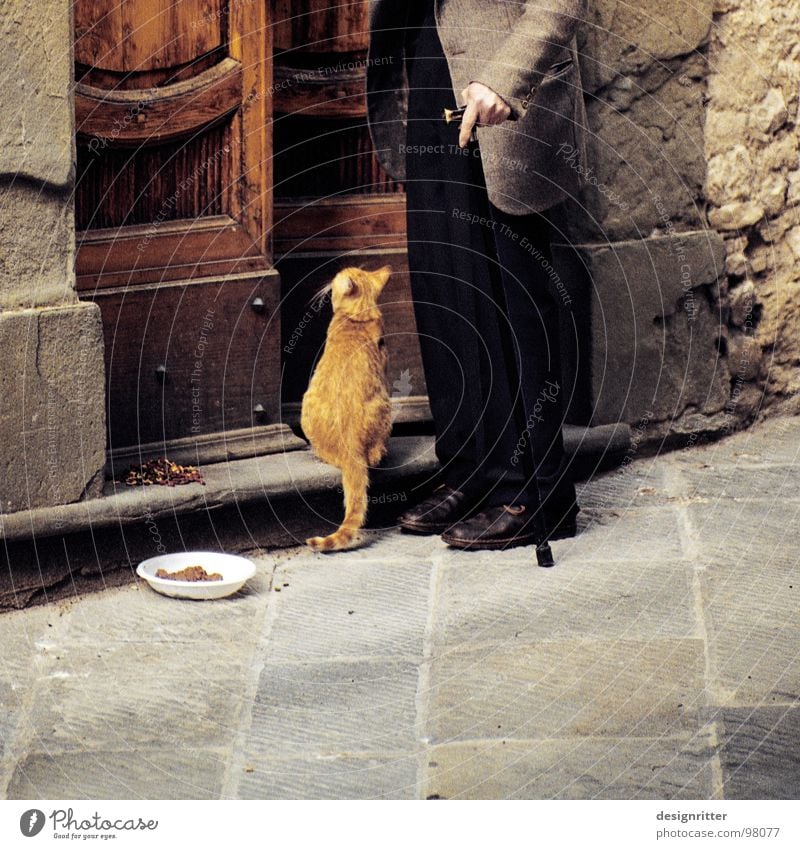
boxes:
[367,0,589,215]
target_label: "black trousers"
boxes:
[404,2,574,509]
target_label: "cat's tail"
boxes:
[306,461,369,552]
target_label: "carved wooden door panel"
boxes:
[73,1,294,462]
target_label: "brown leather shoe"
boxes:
[398,484,475,535]
[441,504,538,550]
[441,500,579,550]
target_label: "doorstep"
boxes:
[0,425,631,545]
[0,426,630,610]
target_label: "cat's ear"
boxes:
[340,274,355,296]
[373,265,392,291]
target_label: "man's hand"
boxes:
[458,83,512,148]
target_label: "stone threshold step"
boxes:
[0,425,630,545]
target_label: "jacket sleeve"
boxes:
[472,0,587,118]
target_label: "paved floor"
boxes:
[1,416,799,799]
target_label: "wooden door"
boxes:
[73,1,300,463]
[271,0,430,425]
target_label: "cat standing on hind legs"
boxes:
[301,266,393,552]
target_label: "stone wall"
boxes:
[0,0,76,309]
[557,0,798,445]
[0,0,107,513]
[704,0,800,417]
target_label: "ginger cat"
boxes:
[301,266,393,551]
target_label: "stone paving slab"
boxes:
[0,679,23,765]
[699,550,800,628]
[706,625,800,707]
[425,639,705,743]
[0,605,51,764]
[671,457,800,501]
[432,558,697,647]
[7,748,227,800]
[423,736,716,800]
[247,660,420,758]
[57,564,277,646]
[576,463,677,509]
[678,418,800,467]
[236,754,419,800]
[262,557,432,662]
[686,501,798,572]
[576,507,687,561]
[20,642,251,753]
[698,540,800,706]
[711,706,800,800]
[433,506,687,568]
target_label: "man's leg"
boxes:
[492,207,577,515]
[403,4,495,503]
[401,3,577,542]
[440,203,579,549]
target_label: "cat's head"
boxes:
[330,265,392,319]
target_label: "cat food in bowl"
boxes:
[137,552,256,600]
[155,565,223,582]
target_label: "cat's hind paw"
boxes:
[305,530,363,552]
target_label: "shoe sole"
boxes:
[441,520,578,550]
[441,532,540,550]
[398,504,484,536]
[398,520,450,536]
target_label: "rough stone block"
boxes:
[727,334,762,381]
[0,302,106,512]
[577,55,709,240]
[424,736,715,799]
[729,279,756,327]
[425,639,705,742]
[0,0,74,187]
[750,88,788,136]
[553,231,729,427]
[706,145,755,207]
[708,201,765,231]
[0,184,75,309]
[583,1,714,92]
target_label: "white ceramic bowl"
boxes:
[136,551,257,600]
